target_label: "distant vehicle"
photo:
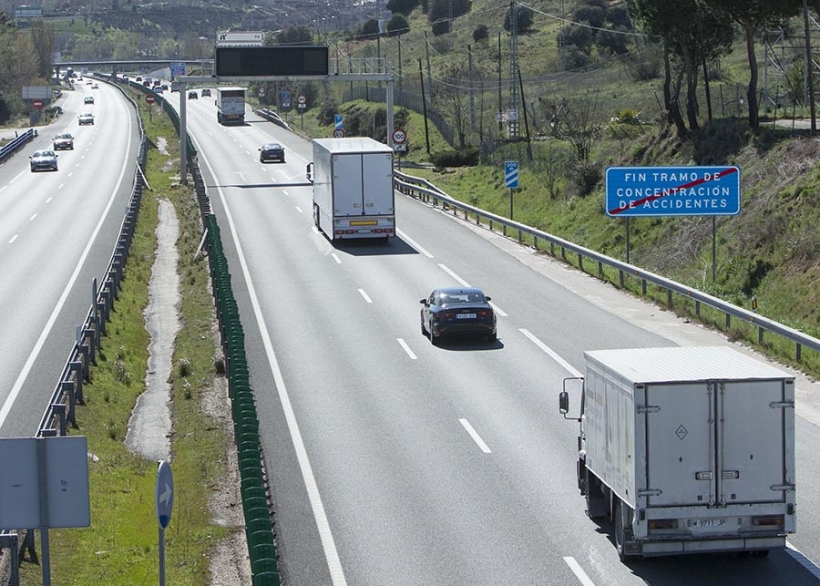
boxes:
[307,137,395,241]
[155,87,164,94]
[52,133,74,150]
[85,80,92,85]
[216,87,245,125]
[259,142,285,163]
[419,287,497,344]
[142,81,151,87]
[135,76,142,82]
[78,113,95,125]
[84,96,94,104]
[153,79,161,87]
[559,346,796,560]
[92,83,99,89]
[161,84,168,91]
[201,88,211,97]
[188,90,198,100]
[30,149,59,172]
[171,81,181,92]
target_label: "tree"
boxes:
[504,5,535,32]
[437,61,473,147]
[707,0,803,129]
[473,24,489,42]
[386,14,410,36]
[275,26,313,45]
[574,5,606,28]
[387,0,420,16]
[359,18,381,39]
[428,0,471,34]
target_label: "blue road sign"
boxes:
[334,114,343,130]
[170,61,185,77]
[504,161,519,188]
[281,90,291,107]
[156,460,174,530]
[606,166,741,217]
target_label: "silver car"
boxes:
[30,149,59,172]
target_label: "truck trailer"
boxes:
[307,137,395,241]
[216,87,246,125]
[559,346,796,560]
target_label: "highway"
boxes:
[0,79,140,438]
[149,91,820,584]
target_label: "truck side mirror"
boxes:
[306,162,314,183]
[559,391,569,415]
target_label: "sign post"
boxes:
[392,128,407,169]
[156,460,174,586]
[297,93,307,130]
[504,161,519,222]
[145,93,155,122]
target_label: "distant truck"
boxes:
[216,87,245,125]
[559,346,796,560]
[306,137,395,241]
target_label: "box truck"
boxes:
[306,137,395,241]
[216,87,245,125]
[559,346,796,560]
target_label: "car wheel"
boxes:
[420,313,426,336]
[429,318,439,346]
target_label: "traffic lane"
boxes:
[0,92,139,436]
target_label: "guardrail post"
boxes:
[797,343,802,362]
[518,229,523,243]
[758,327,764,345]
[77,344,90,381]
[70,361,84,404]
[84,328,96,364]
[642,279,647,296]
[52,403,67,436]
[577,252,583,271]
[667,289,673,308]
[62,380,76,427]
[725,313,731,329]
[598,261,603,277]
[695,300,701,317]
[619,269,625,288]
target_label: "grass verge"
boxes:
[17,91,237,585]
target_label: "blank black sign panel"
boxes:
[215,46,329,77]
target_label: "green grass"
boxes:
[17,89,236,586]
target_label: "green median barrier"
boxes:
[246,528,274,550]
[243,496,269,516]
[242,486,268,503]
[240,475,265,494]
[250,543,278,563]
[252,571,280,586]
[251,558,280,582]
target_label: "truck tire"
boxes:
[313,203,321,228]
[615,500,627,562]
[585,470,608,519]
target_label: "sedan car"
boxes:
[78,113,95,125]
[30,149,59,172]
[84,96,94,104]
[259,142,285,163]
[92,83,99,89]
[188,90,198,99]
[201,88,211,97]
[420,287,497,345]
[52,132,74,150]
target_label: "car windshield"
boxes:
[440,292,484,305]
[57,134,71,139]
[34,151,55,157]
[264,144,281,150]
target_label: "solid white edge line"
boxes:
[397,338,417,360]
[786,541,820,578]
[520,328,582,377]
[459,418,492,453]
[563,556,597,586]
[193,133,349,586]
[0,108,134,428]
[396,228,434,258]
[438,263,470,287]
[331,252,341,264]
[358,288,372,303]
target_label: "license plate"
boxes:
[456,313,477,319]
[691,519,726,528]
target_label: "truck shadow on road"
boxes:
[214,182,315,189]
[331,237,419,256]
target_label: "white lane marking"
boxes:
[68,172,73,178]
[459,418,492,453]
[563,557,597,586]
[10,171,25,184]
[358,288,372,303]
[397,228,434,258]
[283,190,290,196]
[29,214,37,222]
[331,252,341,264]
[786,542,820,579]
[0,186,7,193]
[195,135,349,586]
[8,235,18,244]
[295,206,303,214]
[519,328,582,377]
[437,263,507,316]
[397,338,417,360]
[0,109,134,428]
[438,263,470,286]
[46,197,53,203]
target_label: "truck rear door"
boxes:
[645,380,788,507]
[332,154,364,216]
[362,153,394,215]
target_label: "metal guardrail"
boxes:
[0,83,148,586]
[0,129,37,163]
[256,109,292,132]
[393,170,820,363]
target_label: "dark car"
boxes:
[201,88,211,97]
[30,149,59,172]
[84,96,94,104]
[259,142,285,163]
[188,90,198,99]
[53,133,74,150]
[420,287,497,345]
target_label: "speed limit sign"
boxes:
[392,129,407,144]
[333,128,345,138]
[297,94,307,105]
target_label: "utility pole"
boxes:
[419,59,431,154]
[468,44,476,131]
[508,0,520,138]
[424,31,434,104]
[803,0,816,134]
[498,32,503,133]
[398,35,403,94]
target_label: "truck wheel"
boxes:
[615,500,627,562]
[313,204,320,228]
[585,471,608,519]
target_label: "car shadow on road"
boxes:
[426,335,504,351]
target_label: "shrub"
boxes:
[431,147,479,167]
[473,24,488,42]
[570,161,602,196]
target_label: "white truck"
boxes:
[216,87,246,125]
[559,346,796,560]
[306,137,395,241]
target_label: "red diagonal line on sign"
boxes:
[608,167,738,216]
